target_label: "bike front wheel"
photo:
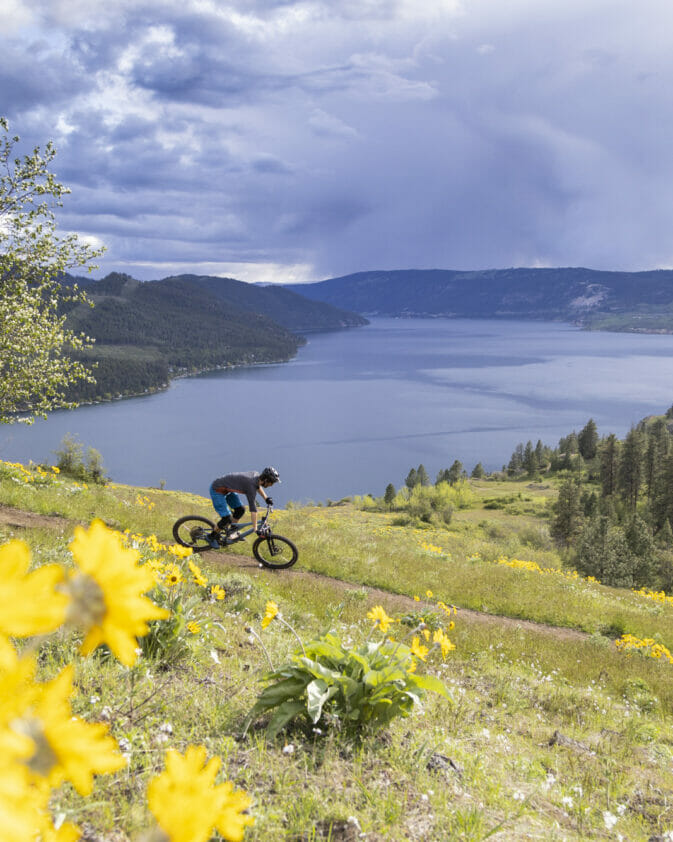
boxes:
[252,533,298,569]
[172,515,216,552]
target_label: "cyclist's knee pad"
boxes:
[217,515,233,530]
[232,506,245,520]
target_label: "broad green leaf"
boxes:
[267,699,307,740]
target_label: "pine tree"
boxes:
[523,440,538,476]
[599,433,620,497]
[550,479,584,545]
[405,468,418,490]
[618,428,643,510]
[471,462,485,479]
[416,464,431,486]
[383,483,396,509]
[578,418,599,461]
[447,460,463,485]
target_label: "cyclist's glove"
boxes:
[265,497,274,506]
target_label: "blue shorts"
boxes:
[209,484,243,519]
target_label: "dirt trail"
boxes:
[0,504,74,533]
[1,504,588,643]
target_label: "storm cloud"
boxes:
[2,0,672,282]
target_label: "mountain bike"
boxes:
[171,504,298,570]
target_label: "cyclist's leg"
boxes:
[225,492,245,525]
[210,484,234,533]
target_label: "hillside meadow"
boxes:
[1,461,673,841]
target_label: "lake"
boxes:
[2,318,673,503]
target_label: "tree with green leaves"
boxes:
[416,464,431,486]
[550,478,584,545]
[0,118,103,423]
[599,433,620,497]
[618,427,643,510]
[471,462,485,479]
[405,468,418,490]
[577,418,598,461]
[383,483,396,509]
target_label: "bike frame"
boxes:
[221,506,272,546]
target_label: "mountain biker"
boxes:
[208,467,280,546]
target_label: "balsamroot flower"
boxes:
[147,745,254,842]
[210,585,226,601]
[410,637,429,661]
[188,560,208,587]
[261,601,279,629]
[1,655,125,799]
[0,539,69,639]
[366,605,394,634]
[432,628,456,659]
[18,666,125,795]
[66,520,169,666]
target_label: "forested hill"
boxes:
[285,267,673,330]
[61,272,366,402]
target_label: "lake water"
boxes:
[2,318,673,503]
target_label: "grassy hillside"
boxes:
[2,462,673,840]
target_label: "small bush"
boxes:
[54,433,108,484]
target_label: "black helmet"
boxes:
[259,466,281,484]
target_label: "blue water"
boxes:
[2,318,673,503]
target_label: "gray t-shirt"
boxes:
[212,471,261,512]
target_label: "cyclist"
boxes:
[208,467,280,546]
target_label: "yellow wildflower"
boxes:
[422,628,430,641]
[413,595,420,602]
[211,585,226,601]
[0,540,69,639]
[15,664,126,795]
[147,745,254,842]
[169,543,194,559]
[261,601,279,629]
[189,560,208,587]
[410,637,429,661]
[366,605,394,634]
[433,629,456,659]
[67,520,170,667]
[426,590,433,598]
[407,659,417,674]
[164,564,183,587]
[187,622,201,634]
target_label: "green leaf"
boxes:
[408,674,452,700]
[306,679,339,723]
[267,699,307,740]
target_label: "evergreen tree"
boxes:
[471,462,485,479]
[405,468,418,490]
[575,516,636,588]
[507,443,524,476]
[383,483,396,509]
[447,459,463,485]
[618,428,643,510]
[599,433,620,497]
[416,464,431,486]
[550,479,584,545]
[577,418,599,460]
[523,440,538,476]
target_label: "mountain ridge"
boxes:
[285,267,673,329]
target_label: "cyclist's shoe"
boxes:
[207,531,222,548]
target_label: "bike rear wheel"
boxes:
[172,515,216,552]
[252,533,298,569]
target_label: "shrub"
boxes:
[54,433,108,484]
[245,632,451,739]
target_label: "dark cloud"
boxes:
[3,0,673,282]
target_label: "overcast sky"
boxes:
[2,0,672,283]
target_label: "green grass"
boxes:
[3,463,673,840]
